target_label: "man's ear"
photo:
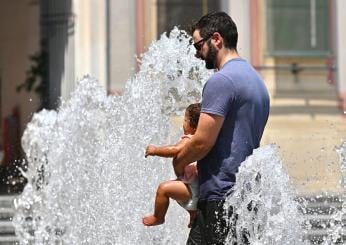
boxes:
[212,32,223,49]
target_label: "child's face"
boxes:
[183,111,195,135]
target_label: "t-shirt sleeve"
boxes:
[201,73,236,117]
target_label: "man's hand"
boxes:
[145,145,156,158]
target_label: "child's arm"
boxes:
[145,138,189,158]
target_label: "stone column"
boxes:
[73,0,90,86]
[144,0,158,49]
[336,0,346,112]
[41,0,74,108]
[224,0,251,62]
[108,0,136,91]
[60,2,76,102]
[90,0,107,89]
[73,0,108,91]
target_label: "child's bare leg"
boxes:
[143,180,192,226]
[187,210,197,228]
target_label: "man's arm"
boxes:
[173,112,224,176]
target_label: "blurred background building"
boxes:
[0,0,345,193]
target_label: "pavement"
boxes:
[262,89,346,194]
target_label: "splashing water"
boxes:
[223,142,346,245]
[322,141,346,244]
[13,28,210,245]
[13,28,345,244]
[224,144,307,244]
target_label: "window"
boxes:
[267,0,329,56]
[157,0,220,35]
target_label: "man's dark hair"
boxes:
[189,12,238,50]
[186,103,201,129]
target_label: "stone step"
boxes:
[301,206,344,215]
[298,197,344,215]
[299,194,344,203]
[0,196,16,209]
[298,194,346,244]
[0,208,14,221]
[304,230,346,244]
[303,214,346,230]
[0,235,18,245]
[297,194,344,207]
[0,196,18,244]
[274,90,336,100]
[0,221,15,236]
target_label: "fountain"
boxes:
[12,28,345,244]
[224,144,308,244]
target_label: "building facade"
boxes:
[36,0,346,112]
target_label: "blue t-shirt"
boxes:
[198,58,270,201]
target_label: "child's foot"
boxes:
[188,211,197,228]
[188,219,195,228]
[142,215,165,226]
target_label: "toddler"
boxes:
[143,103,201,227]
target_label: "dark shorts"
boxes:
[186,200,249,245]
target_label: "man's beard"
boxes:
[205,41,218,69]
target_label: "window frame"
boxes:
[266,0,330,57]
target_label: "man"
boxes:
[173,12,270,244]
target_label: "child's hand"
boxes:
[145,145,156,158]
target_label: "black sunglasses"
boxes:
[193,35,212,51]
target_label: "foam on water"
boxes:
[13,28,345,244]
